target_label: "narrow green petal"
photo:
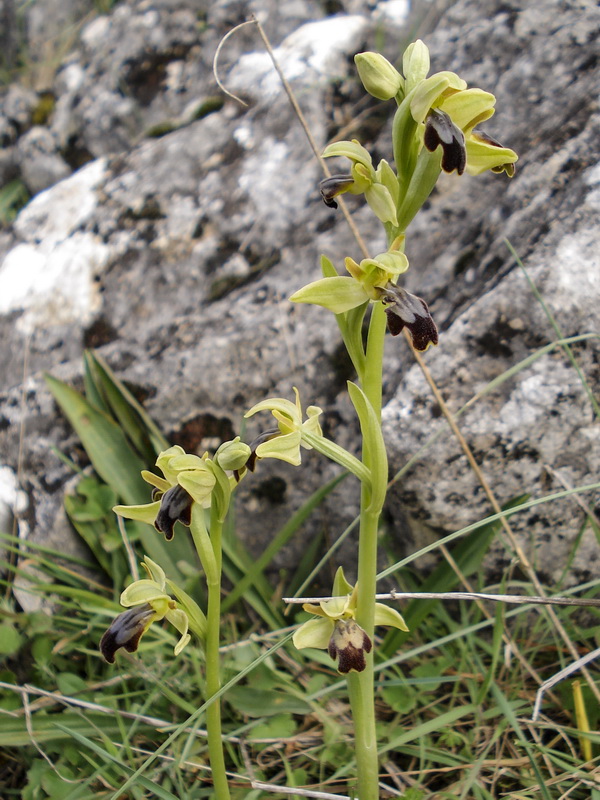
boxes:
[290,276,369,314]
[302,603,327,617]
[141,471,170,492]
[255,431,302,466]
[141,556,166,589]
[120,580,168,608]
[374,602,409,631]
[293,616,334,650]
[113,501,160,525]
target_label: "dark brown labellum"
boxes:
[246,428,280,472]
[154,484,193,540]
[100,604,155,663]
[328,619,373,674]
[381,284,439,351]
[424,108,466,175]
[319,174,355,209]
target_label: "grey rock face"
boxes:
[16,126,71,194]
[0,0,598,587]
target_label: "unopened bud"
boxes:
[215,438,251,471]
[355,52,403,101]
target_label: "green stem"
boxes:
[346,301,388,799]
[191,505,230,800]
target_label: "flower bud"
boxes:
[354,52,403,101]
[402,39,430,92]
[215,437,252,471]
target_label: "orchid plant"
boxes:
[99,39,517,799]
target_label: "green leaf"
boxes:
[84,350,169,458]
[54,725,181,800]
[347,381,387,512]
[250,712,297,741]
[226,687,311,717]
[0,622,23,655]
[44,374,178,575]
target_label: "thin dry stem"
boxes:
[282,591,600,607]
[212,20,253,106]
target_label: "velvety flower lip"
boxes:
[245,428,281,472]
[154,484,193,541]
[381,284,438,351]
[320,174,355,208]
[424,108,467,175]
[328,619,373,674]
[100,603,155,664]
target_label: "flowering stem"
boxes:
[346,301,387,799]
[191,505,230,799]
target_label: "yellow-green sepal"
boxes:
[293,616,334,650]
[364,182,398,224]
[120,579,168,607]
[332,565,354,597]
[113,501,160,525]
[410,71,467,123]
[290,277,369,314]
[374,602,409,631]
[322,139,374,173]
[466,137,518,175]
